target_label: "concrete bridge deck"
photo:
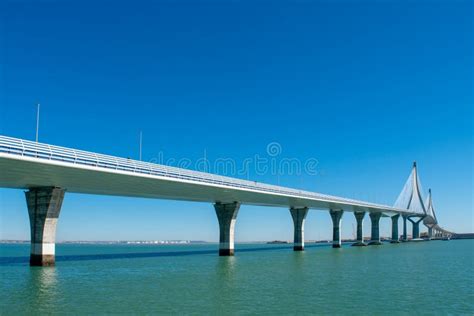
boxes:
[0,135,414,216]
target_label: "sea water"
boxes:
[1,240,473,314]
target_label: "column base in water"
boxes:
[408,217,424,240]
[402,215,408,242]
[215,202,240,256]
[290,207,309,252]
[427,227,433,240]
[368,241,383,246]
[368,212,382,246]
[352,212,366,246]
[30,254,55,266]
[329,209,344,248]
[391,214,400,243]
[26,187,65,267]
[351,241,367,247]
[218,249,234,256]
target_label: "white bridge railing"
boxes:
[0,135,399,211]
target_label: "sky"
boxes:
[0,0,472,242]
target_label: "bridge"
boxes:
[0,135,453,266]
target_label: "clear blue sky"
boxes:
[0,0,472,241]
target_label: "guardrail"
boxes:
[0,135,401,211]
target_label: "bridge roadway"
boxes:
[0,135,432,266]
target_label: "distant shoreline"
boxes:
[1,235,472,245]
[0,240,212,245]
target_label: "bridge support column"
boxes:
[427,227,433,240]
[408,217,423,239]
[215,202,240,256]
[368,212,382,245]
[25,187,65,266]
[290,207,309,251]
[352,211,366,246]
[330,209,343,248]
[390,214,400,243]
[402,215,408,242]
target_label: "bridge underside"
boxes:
[0,155,402,215]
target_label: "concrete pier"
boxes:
[412,220,420,239]
[290,207,309,251]
[25,187,65,266]
[214,202,240,256]
[427,226,433,240]
[408,217,423,239]
[329,209,343,248]
[352,211,367,246]
[402,215,408,242]
[391,214,400,243]
[368,212,382,245]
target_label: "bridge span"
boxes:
[0,135,450,266]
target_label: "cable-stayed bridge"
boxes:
[0,135,453,266]
[394,161,453,240]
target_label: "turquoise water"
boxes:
[1,240,473,315]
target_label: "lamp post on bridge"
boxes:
[36,103,40,142]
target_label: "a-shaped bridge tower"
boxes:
[394,162,452,240]
[394,162,427,240]
[423,189,437,239]
[425,191,453,238]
